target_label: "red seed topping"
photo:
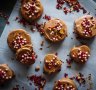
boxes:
[15,17,19,21]
[12,35,27,49]
[77,50,90,62]
[0,70,5,79]
[28,75,46,89]
[75,73,86,85]
[20,51,36,64]
[45,56,58,69]
[63,7,70,14]
[23,2,39,18]
[64,73,68,78]
[6,21,10,25]
[66,59,73,68]
[18,18,28,27]
[56,0,87,14]
[81,18,95,37]
[15,16,45,35]
[48,21,64,41]
[35,23,45,35]
[0,69,11,81]
[57,0,65,4]
[56,3,63,9]
[43,14,51,21]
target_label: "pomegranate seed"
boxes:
[75,73,86,85]
[57,0,65,4]
[15,17,19,21]
[43,14,51,20]
[64,73,68,78]
[6,21,10,24]
[63,7,69,14]
[56,4,63,9]
[56,0,87,14]
[28,75,46,89]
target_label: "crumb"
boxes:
[40,40,44,46]
[15,16,19,21]
[35,55,38,58]
[39,48,43,50]
[11,57,15,60]
[30,27,36,32]
[35,66,40,72]
[71,37,73,39]
[64,73,68,78]
[60,60,64,63]
[6,21,10,25]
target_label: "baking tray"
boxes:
[0,0,96,90]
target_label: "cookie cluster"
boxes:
[7,29,36,65]
[5,0,96,89]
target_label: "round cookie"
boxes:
[53,78,77,90]
[0,64,14,84]
[7,29,31,52]
[44,19,67,42]
[16,46,36,65]
[74,15,96,38]
[21,0,43,22]
[70,45,90,63]
[44,54,62,74]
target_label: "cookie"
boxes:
[53,78,77,90]
[21,0,29,4]
[21,0,43,22]
[74,15,96,38]
[0,64,14,84]
[44,19,67,42]
[70,45,90,63]
[44,54,62,74]
[7,29,31,52]
[16,45,36,65]
[21,44,33,50]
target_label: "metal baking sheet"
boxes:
[0,0,96,90]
